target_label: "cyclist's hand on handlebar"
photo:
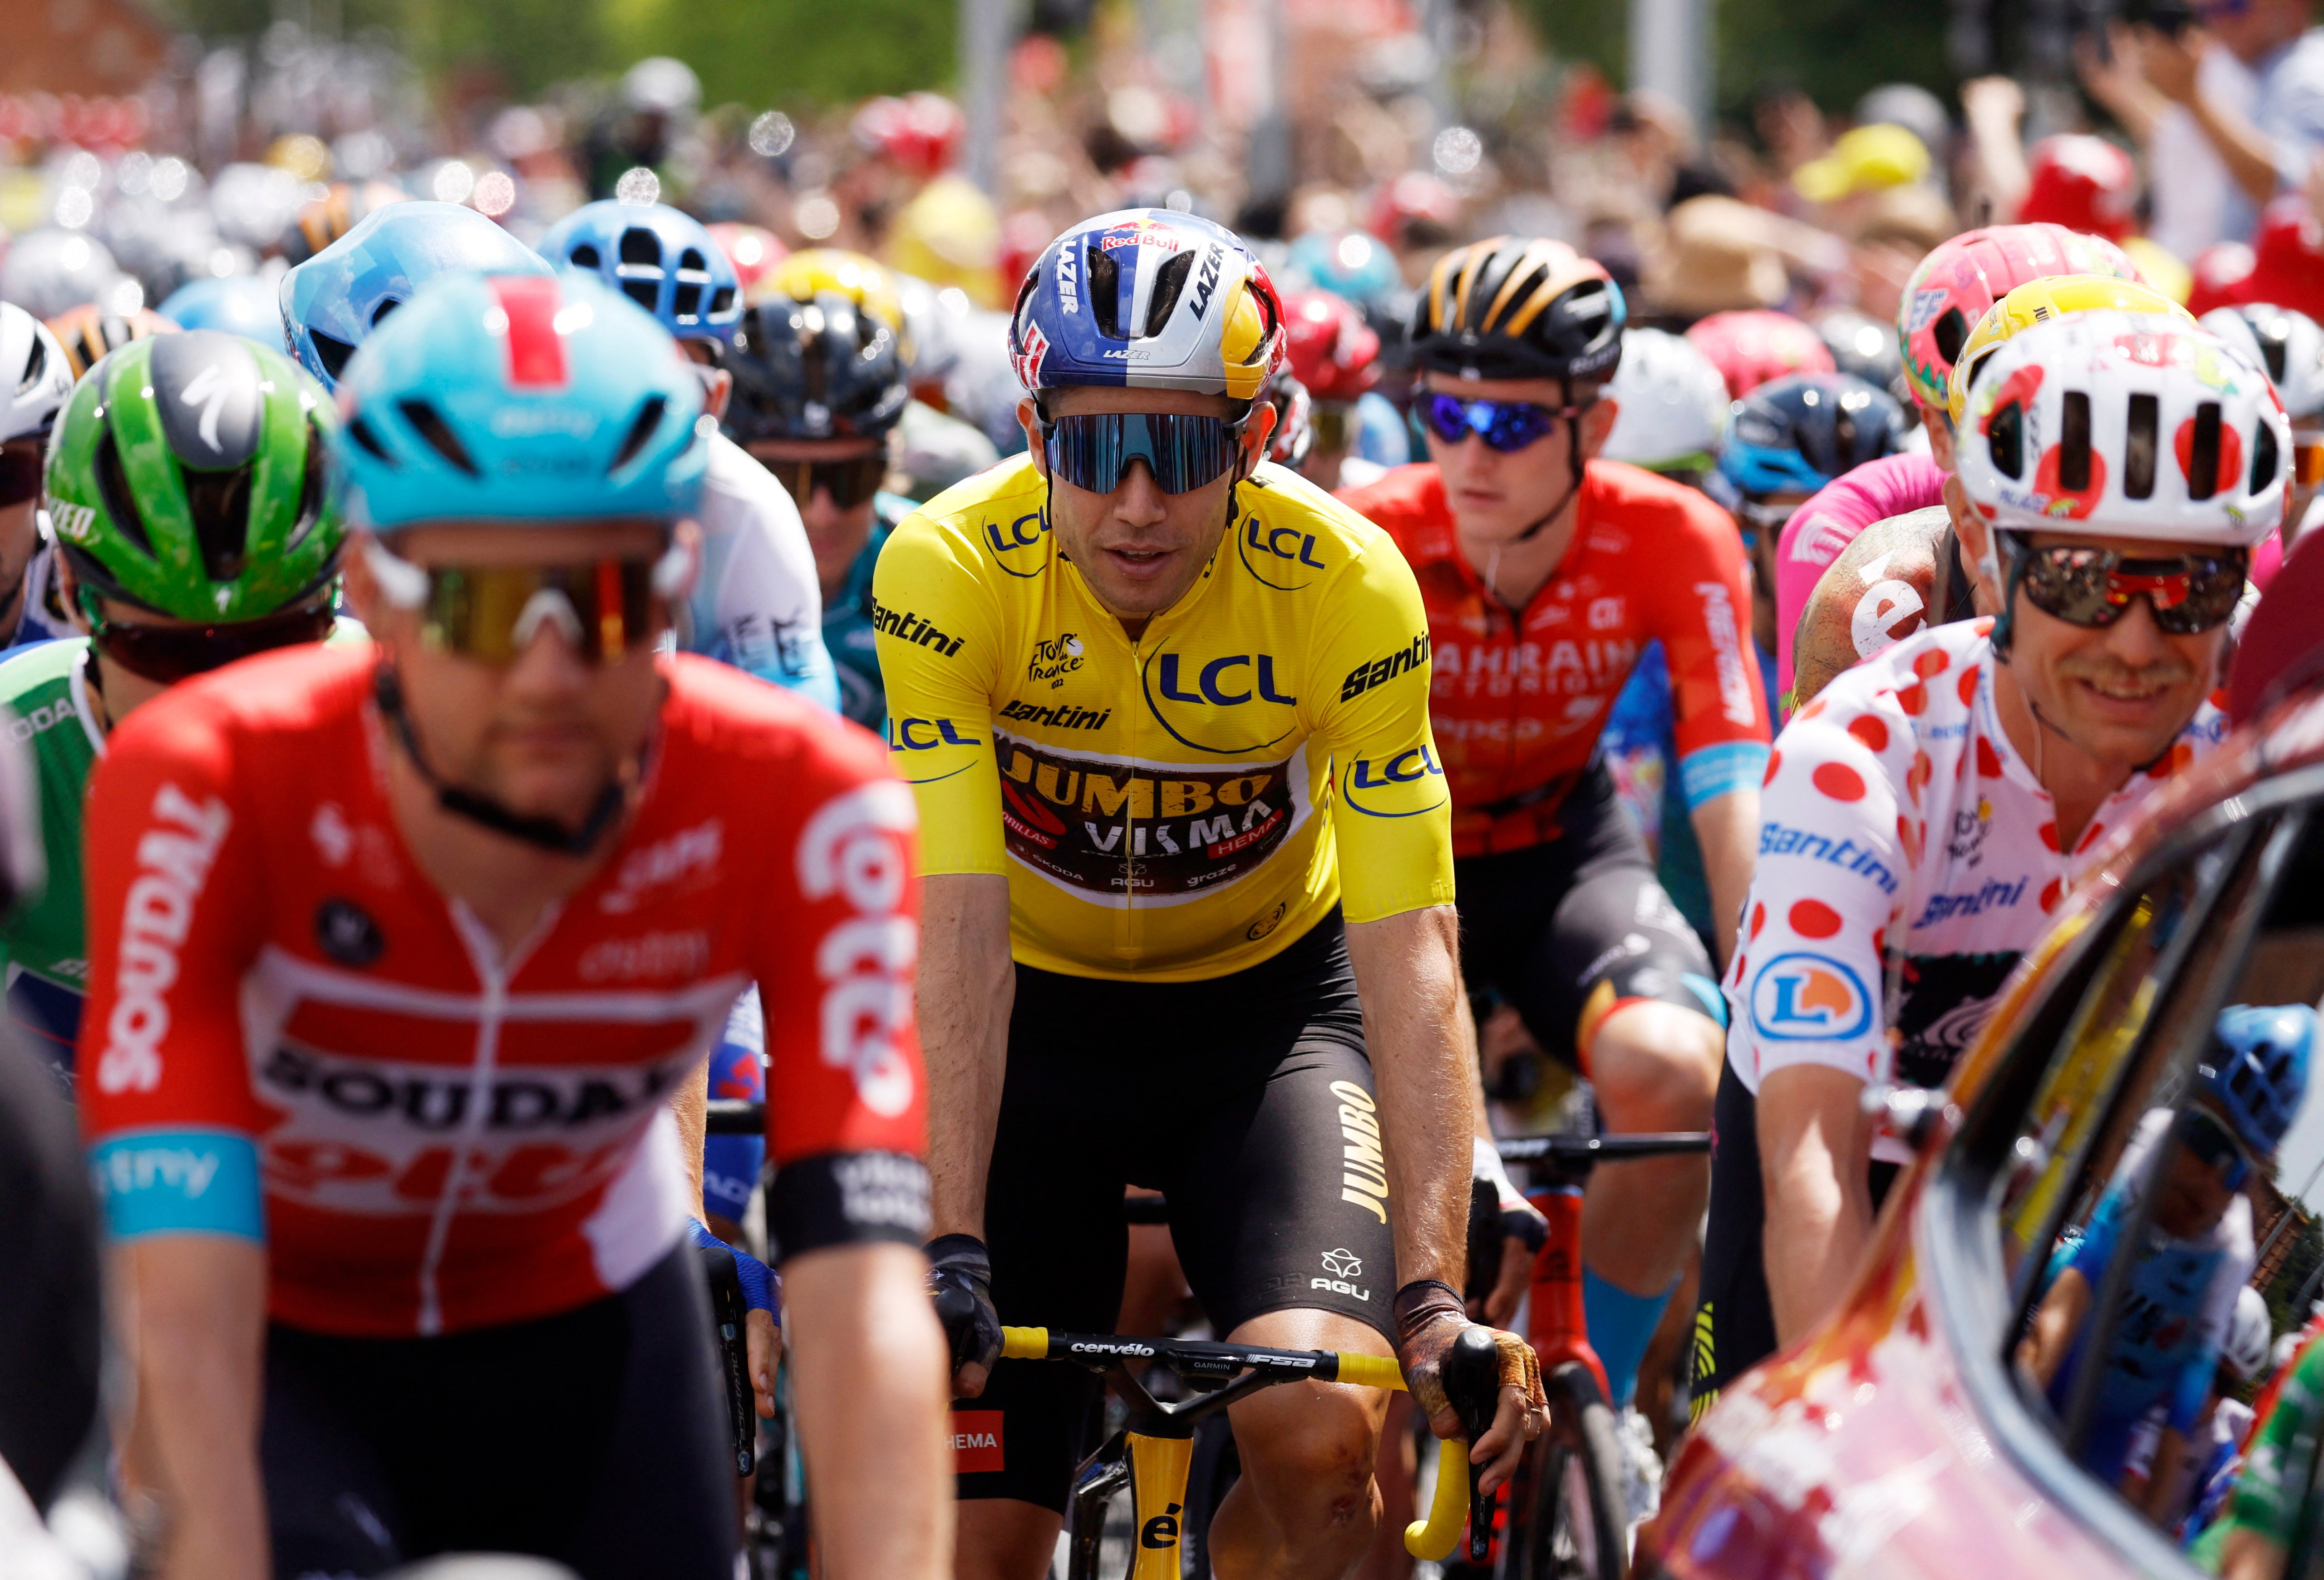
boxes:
[1470,1138,1546,1328]
[747,1309,781,1418]
[1394,1280,1547,1495]
[690,1219,782,1418]
[926,1233,1003,1397]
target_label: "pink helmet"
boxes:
[1684,309,1834,401]
[2019,136,2139,242]
[704,222,787,293]
[1896,222,2143,411]
[1280,289,1381,403]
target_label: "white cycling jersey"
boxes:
[685,433,838,709]
[1725,617,2226,1104]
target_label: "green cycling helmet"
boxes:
[44,330,343,622]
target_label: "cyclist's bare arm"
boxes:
[919,871,1014,1390]
[1689,788,1760,970]
[674,1060,710,1214]
[1758,1064,1879,1343]
[118,1236,270,1579]
[784,1241,954,1580]
[1346,904,1534,1485]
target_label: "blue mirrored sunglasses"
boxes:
[1039,410,1251,495]
[1423,392,1574,453]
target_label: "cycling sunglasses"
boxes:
[1039,410,1252,495]
[1422,393,1582,453]
[760,454,888,512]
[2004,538,2247,635]
[84,595,337,684]
[364,540,687,666]
[0,439,42,509]
[2180,1107,2254,1190]
[1310,402,1357,454]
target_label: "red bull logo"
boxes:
[1749,953,1872,1042]
[1100,218,1183,253]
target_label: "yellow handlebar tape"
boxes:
[1405,1437,1472,1560]
[999,1326,1049,1360]
[1332,1352,1408,1391]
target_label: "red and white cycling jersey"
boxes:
[1341,461,1771,857]
[1726,617,2225,1102]
[79,646,926,1338]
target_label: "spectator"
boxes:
[2132,0,2324,243]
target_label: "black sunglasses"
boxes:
[760,454,888,511]
[85,595,338,684]
[2005,537,2247,636]
[0,440,42,509]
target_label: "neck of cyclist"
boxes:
[1430,374,1604,613]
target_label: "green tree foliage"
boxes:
[1511,0,1959,120]
[602,0,957,106]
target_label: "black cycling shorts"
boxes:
[1689,1061,1898,1417]
[261,1242,734,1580]
[1456,760,1724,1074]
[959,911,1395,1512]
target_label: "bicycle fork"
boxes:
[1066,1425,1193,1580]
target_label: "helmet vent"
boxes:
[2058,392,2092,493]
[1932,307,1971,369]
[285,419,330,556]
[310,328,358,384]
[370,297,402,328]
[620,227,660,266]
[2125,394,2159,499]
[182,465,254,584]
[345,415,393,464]
[2188,402,2223,500]
[2253,415,2280,494]
[672,248,707,321]
[2258,318,2291,384]
[610,395,668,473]
[91,429,158,560]
[570,242,602,271]
[622,279,660,311]
[397,400,481,477]
[709,284,737,316]
[1145,250,1195,336]
[1988,401,2024,480]
[1086,245,1121,339]
[18,330,44,394]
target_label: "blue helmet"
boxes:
[2202,1004,2316,1158]
[1718,371,1908,499]
[280,201,550,390]
[1285,230,1400,309]
[536,200,744,347]
[335,272,708,531]
[158,276,281,345]
[1009,209,1284,403]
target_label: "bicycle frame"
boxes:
[996,1327,1480,1579]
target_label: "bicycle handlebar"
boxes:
[997,1327,1474,1560]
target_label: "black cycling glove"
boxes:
[926,1233,1003,1383]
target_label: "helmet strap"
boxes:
[372,662,640,859]
[1512,402,1595,545]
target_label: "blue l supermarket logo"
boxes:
[1749,953,1872,1042]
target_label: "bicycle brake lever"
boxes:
[1445,1327,1502,1563]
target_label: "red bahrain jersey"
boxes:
[1340,461,1771,858]
[79,646,926,1338]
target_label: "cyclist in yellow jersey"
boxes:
[884,209,1546,1580]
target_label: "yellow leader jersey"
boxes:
[875,454,1455,982]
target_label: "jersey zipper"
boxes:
[416,898,560,1335]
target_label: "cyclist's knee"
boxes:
[954,1497,1065,1580]
[1587,1001,1721,1131]
[1229,1378,1384,1531]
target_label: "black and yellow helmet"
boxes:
[1410,237,1626,385]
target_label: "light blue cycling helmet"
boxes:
[536,200,743,347]
[2202,1003,2317,1159]
[158,276,281,345]
[335,271,708,530]
[281,200,550,390]
[1286,230,1400,309]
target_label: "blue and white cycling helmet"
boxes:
[158,276,281,346]
[335,271,707,531]
[1009,209,1283,405]
[1718,371,1908,499]
[1285,230,1401,309]
[2201,1003,2316,1159]
[281,200,550,390]
[536,200,743,347]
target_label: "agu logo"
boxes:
[1749,953,1871,1041]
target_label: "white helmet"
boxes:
[1601,326,1731,475]
[2201,303,2324,425]
[1955,310,2288,557]
[0,228,124,321]
[2225,1285,2273,1383]
[0,305,73,443]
